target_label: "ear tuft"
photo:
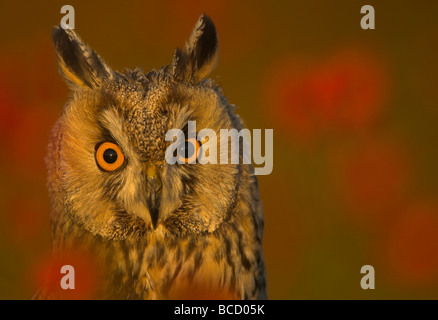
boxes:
[52,26,113,90]
[172,14,219,83]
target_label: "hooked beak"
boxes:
[145,166,161,229]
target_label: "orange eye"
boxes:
[95,142,125,171]
[177,138,200,164]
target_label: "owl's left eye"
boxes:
[95,142,125,171]
[177,138,200,164]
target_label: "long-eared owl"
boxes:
[38,14,267,300]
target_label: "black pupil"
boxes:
[103,148,118,164]
[179,141,195,159]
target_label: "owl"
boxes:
[37,14,267,299]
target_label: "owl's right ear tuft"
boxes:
[52,26,114,91]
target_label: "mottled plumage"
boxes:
[39,15,266,299]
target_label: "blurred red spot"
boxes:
[33,249,102,300]
[0,82,23,137]
[383,203,438,287]
[331,137,410,231]
[0,39,61,178]
[262,47,389,143]
[0,101,56,176]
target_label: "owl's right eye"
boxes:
[95,142,125,171]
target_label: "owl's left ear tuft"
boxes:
[52,26,114,91]
[172,14,219,83]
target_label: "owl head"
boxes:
[49,15,248,241]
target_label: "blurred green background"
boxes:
[1,0,438,299]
